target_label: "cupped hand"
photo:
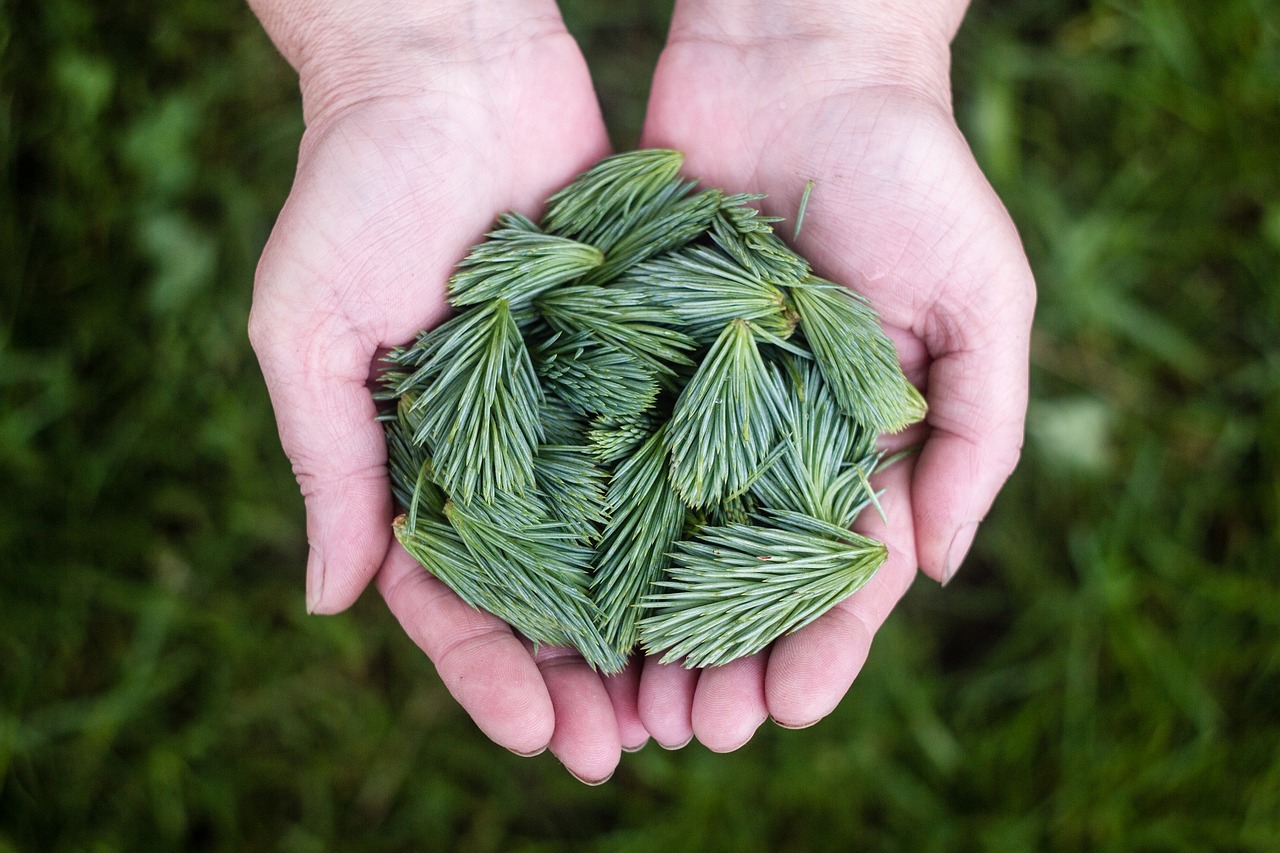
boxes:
[636,4,1036,750]
[248,7,646,781]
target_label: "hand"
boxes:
[248,0,646,782]
[635,1,1035,750]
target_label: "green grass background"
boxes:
[2,0,1277,849]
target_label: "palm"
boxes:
[637,39,1034,748]
[251,32,635,781]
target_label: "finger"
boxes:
[376,544,554,755]
[765,456,918,728]
[913,270,1034,583]
[691,652,769,752]
[249,297,391,614]
[602,657,650,752]
[637,658,699,750]
[532,645,621,785]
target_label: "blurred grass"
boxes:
[1,0,1277,849]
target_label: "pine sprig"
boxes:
[533,444,610,545]
[443,498,626,673]
[587,411,657,465]
[788,278,927,433]
[666,319,788,509]
[384,394,446,522]
[448,226,604,308]
[710,194,811,285]
[541,149,686,251]
[537,283,696,376]
[637,522,888,668]
[751,359,883,529]
[591,424,688,656]
[535,331,659,418]
[578,188,724,286]
[540,391,588,446]
[621,245,800,345]
[406,299,544,504]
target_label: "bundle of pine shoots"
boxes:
[377,149,925,674]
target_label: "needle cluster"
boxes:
[377,149,925,673]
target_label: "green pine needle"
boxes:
[541,149,686,250]
[591,424,688,656]
[535,331,659,418]
[621,245,800,345]
[666,319,787,509]
[751,358,883,529]
[586,411,657,465]
[407,299,544,504]
[533,444,609,545]
[447,226,604,308]
[442,498,626,673]
[540,391,589,446]
[384,394,446,523]
[711,194,811,285]
[637,521,888,668]
[577,187,723,286]
[788,278,927,433]
[537,283,696,376]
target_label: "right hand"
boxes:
[247,0,644,783]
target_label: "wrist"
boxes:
[667,0,966,102]
[249,0,568,124]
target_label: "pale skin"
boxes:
[248,0,1034,781]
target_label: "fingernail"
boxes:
[566,767,614,787]
[305,547,325,614]
[942,522,981,587]
[656,735,693,751]
[621,739,649,753]
[771,716,818,731]
[506,745,547,758]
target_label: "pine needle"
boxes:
[448,226,604,308]
[541,149,686,251]
[537,283,696,376]
[788,278,927,433]
[666,319,787,509]
[407,300,544,504]
[533,444,609,545]
[591,424,687,656]
[637,522,888,668]
[443,499,626,673]
[621,245,800,345]
[535,331,659,418]
[711,194,811,285]
[751,358,883,529]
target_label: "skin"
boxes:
[636,0,1035,748]
[249,0,1033,778]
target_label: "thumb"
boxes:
[912,266,1034,585]
[249,303,392,614]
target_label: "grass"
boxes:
[2,0,1277,849]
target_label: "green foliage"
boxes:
[591,425,687,654]
[665,319,787,509]
[447,226,604,308]
[622,244,800,344]
[750,360,883,529]
[383,148,914,669]
[789,279,928,433]
[399,299,545,505]
[639,519,887,668]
